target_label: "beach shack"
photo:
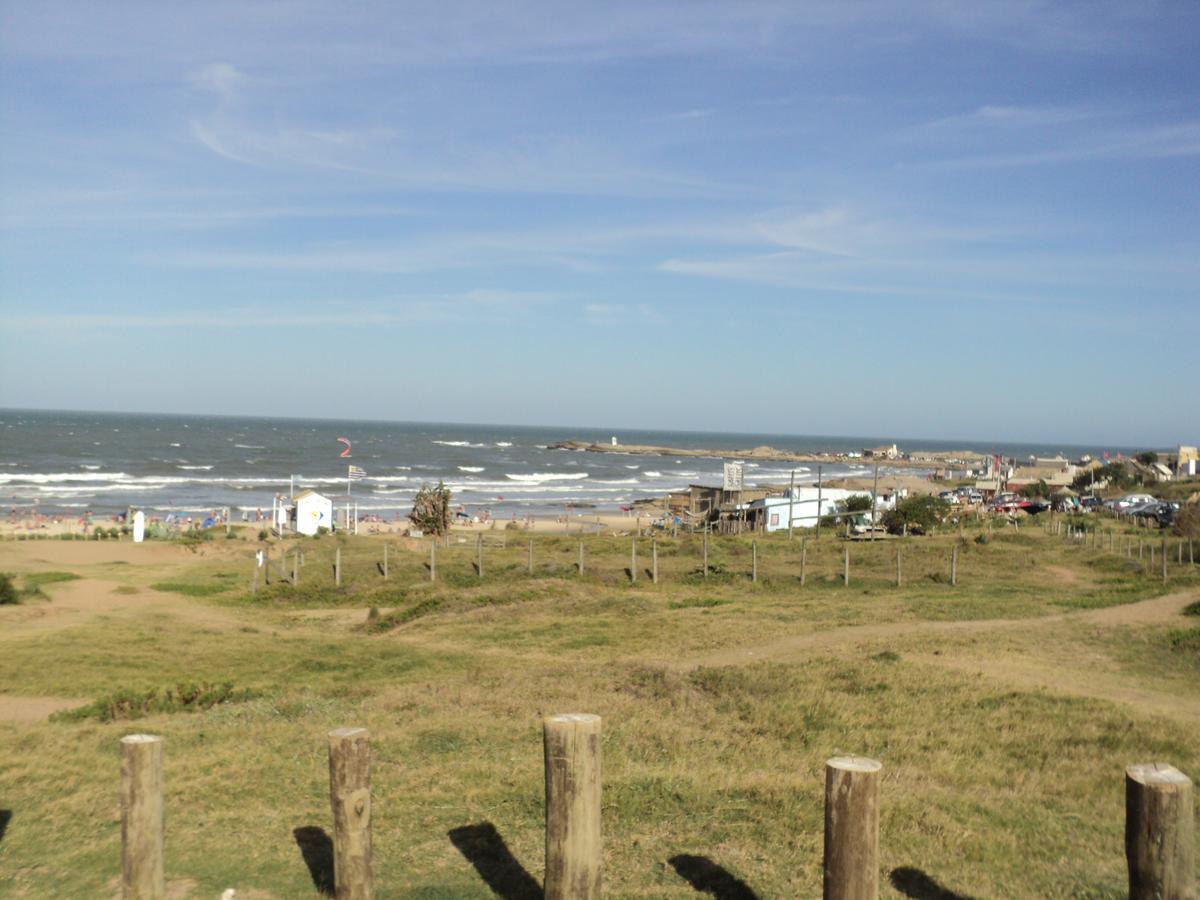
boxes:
[749,487,860,533]
[291,489,333,536]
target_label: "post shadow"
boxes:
[292,825,335,897]
[0,809,11,844]
[890,866,975,900]
[448,821,543,900]
[668,854,758,900]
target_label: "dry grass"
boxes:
[0,523,1197,897]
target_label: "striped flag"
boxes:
[348,465,366,480]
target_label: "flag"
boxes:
[348,465,366,480]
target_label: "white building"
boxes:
[750,487,864,532]
[291,490,333,536]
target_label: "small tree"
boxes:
[1135,451,1159,466]
[1024,479,1051,499]
[410,481,453,536]
[882,495,950,535]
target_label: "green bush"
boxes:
[0,573,18,605]
[883,495,951,535]
[51,682,250,723]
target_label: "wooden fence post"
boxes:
[328,728,372,900]
[383,543,388,580]
[335,547,342,588]
[430,541,436,582]
[631,539,637,583]
[1162,537,1167,583]
[252,559,259,596]
[843,545,849,587]
[652,539,658,584]
[476,534,483,578]
[528,539,534,576]
[578,542,584,576]
[703,528,709,578]
[544,714,602,900]
[293,552,299,586]
[800,539,807,587]
[121,734,165,900]
[951,543,958,587]
[895,547,902,588]
[824,756,882,900]
[752,540,758,583]
[1125,763,1193,900]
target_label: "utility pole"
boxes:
[871,463,880,541]
[787,468,796,543]
[815,464,823,540]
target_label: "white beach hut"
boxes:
[292,489,333,536]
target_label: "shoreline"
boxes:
[548,439,984,466]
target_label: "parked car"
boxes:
[1114,494,1157,512]
[1080,496,1104,509]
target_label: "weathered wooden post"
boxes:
[476,534,483,578]
[280,546,287,580]
[528,539,534,575]
[1149,543,1155,575]
[752,540,758,583]
[121,734,165,900]
[252,558,259,596]
[843,545,849,587]
[429,541,436,582]
[1162,537,1168,583]
[335,547,342,588]
[800,539,807,587]
[895,547,902,588]
[293,552,299,586]
[1139,539,1144,560]
[544,714,602,900]
[1179,541,1184,565]
[630,539,637,583]
[382,543,388,580]
[263,547,270,585]
[1125,763,1193,900]
[578,542,584,576]
[951,543,958,587]
[703,527,709,578]
[652,539,658,584]
[328,727,372,900]
[823,756,882,900]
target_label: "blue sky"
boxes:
[1,1,1197,446]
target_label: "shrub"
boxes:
[0,573,18,605]
[1172,503,1200,539]
[410,481,453,536]
[883,495,951,535]
[258,529,269,541]
[52,682,250,723]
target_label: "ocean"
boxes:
[0,409,1140,519]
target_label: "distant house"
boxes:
[1176,446,1198,477]
[748,487,863,532]
[292,489,333,536]
[863,444,899,460]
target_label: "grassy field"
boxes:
[1,518,1198,897]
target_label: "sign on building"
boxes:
[723,461,744,491]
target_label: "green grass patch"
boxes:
[24,571,82,587]
[51,682,252,723]
[669,596,732,609]
[151,579,233,597]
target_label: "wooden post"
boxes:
[429,541,436,582]
[252,559,259,596]
[951,543,958,587]
[1140,539,1144,560]
[543,714,602,900]
[528,539,534,576]
[703,527,709,578]
[1125,763,1193,900]
[335,547,342,588]
[382,543,388,580]
[800,539,807,587]
[815,463,823,540]
[121,734,165,900]
[870,463,879,541]
[787,468,796,543]
[293,552,299,586]
[652,540,658,584]
[1150,543,1155,575]
[578,542,584,576]
[895,547,902,588]
[843,545,849,587]
[264,547,270,585]
[823,756,882,900]
[1178,541,1183,565]
[328,728,372,900]
[631,539,637,583]
[751,540,758,583]
[476,534,483,578]
[1162,537,1168,583]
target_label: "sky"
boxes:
[1,1,1197,446]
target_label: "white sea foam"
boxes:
[644,471,663,478]
[624,465,639,469]
[505,472,587,483]
[433,440,486,448]
[234,444,265,449]
[458,466,485,473]
[495,442,513,447]
[79,464,102,470]
[176,465,214,470]
[170,442,182,447]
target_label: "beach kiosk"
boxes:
[292,489,333,536]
